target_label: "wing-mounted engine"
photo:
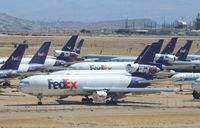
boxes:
[92,91,108,102]
[54,50,79,58]
[155,54,178,65]
[126,64,160,75]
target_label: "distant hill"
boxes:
[0,13,40,32]
[0,13,157,33]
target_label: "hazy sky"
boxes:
[0,0,199,23]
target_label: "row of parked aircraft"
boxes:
[0,35,84,86]
[1,35,200,105]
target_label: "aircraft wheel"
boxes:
[106,100,117,105]
[38,101,43,105]
[81,98,93,104]
[81,98,86,103]
[89,98,93,102]
[2,82,10,88]
[37,93,43,105]
[192,90,200,99]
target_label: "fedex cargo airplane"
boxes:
[68,39,195,73]
[18,42,176,105]
[67,40,163,70]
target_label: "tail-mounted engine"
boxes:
[155,54,178,65]
[54,50,79,58]
[126,64,160,75]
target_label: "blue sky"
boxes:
[0,0,199,23]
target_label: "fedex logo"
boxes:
[180,49,186,53]
[48,79,77,89]
[38,52,47,57]
[11,56,21,61]
[90,65,112,70]
[67,46,72,50]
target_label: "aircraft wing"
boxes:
[41,66,67,72]
[147,77,183,83]
[16,72,48,79]
[165,64,195,70]
[155,71,177,78]
[83,87,177,94]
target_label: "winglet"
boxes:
[0,44,26,70]
[29,41,51,64]
[161,37,178,54]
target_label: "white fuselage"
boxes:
[51,70,130,76]
[18,74,135,96]
[187,55,200,61]
[68,62,132,70]
[172,73,200,81]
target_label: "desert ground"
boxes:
[0,34,200,128]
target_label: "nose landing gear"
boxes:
[81,96,93,104]
[37,93,43,105]
[193,90,200,99]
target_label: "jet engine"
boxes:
[54,50,79,58]
[126,64,160,75]
[126,64,139,73]
[155,54,178,64]
[92,91,108,102]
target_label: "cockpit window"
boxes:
[19,81,30,86]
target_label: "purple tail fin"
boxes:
[0,44,26,70]
[175,40,193,61]
[75,39,84,54]
[62,35,78,51]
[161,37,178,54]
[138,41,163,64]
[29,41,51,64]
[134,45,150,64]
[155,39,164,53]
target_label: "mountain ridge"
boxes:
[0,13,157,33]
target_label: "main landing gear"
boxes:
[192,90,200,99]
[106,97,118,105]
[2,81,11,88]
[81,96,93,104]
[37,93,43,105]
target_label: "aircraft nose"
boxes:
[156,67,160,72]
[192,80,200,91]
[17,80,31,93]
[172,74,179,78]
[17,84,21,91]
